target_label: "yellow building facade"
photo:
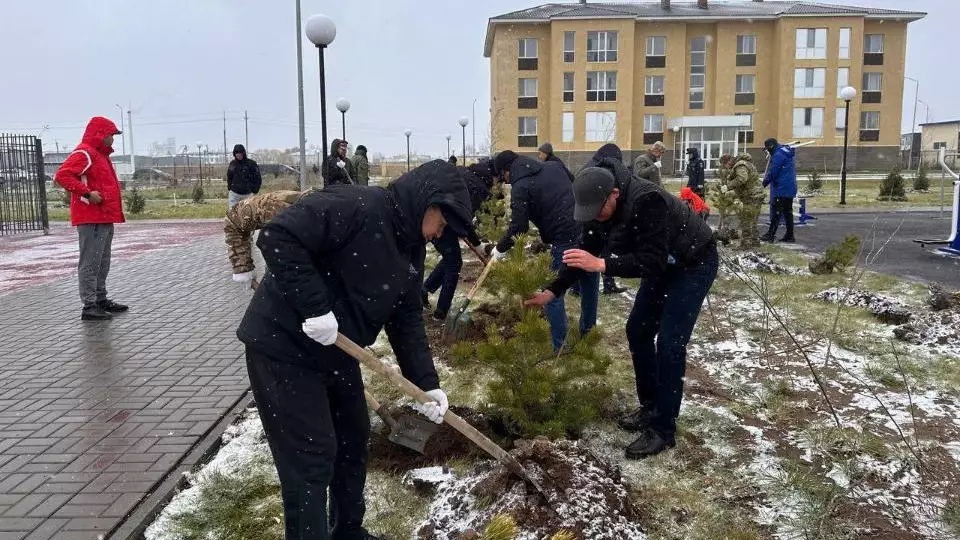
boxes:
[484,1,924,172]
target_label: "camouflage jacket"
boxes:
[225,190,306,273]
[726,153,765,205]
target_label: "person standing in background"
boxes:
[633,141,666,186]
[538,142,574,182]
[226,144,262,210]
[760,138,797,243]
[321,139,355,187]
[350,144,370,186]
[685,147,706,198]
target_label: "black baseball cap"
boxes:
[572,167,616,222]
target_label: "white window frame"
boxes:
[518,38,538,59]
[736,112,754,140]
[837,67,849,98]
[563,31,575,63]
[644,114,664,134]
[689,37,707,109]
[518,78,538,98]
[863,72,883,92]
[562,72,574,102]
[865,34,884,54]
[861,111,880,131]
[585,111,617,143]
[518,117,538,136]
[794,68,826,99]
[793,107,824,138]
[737,35,757,55]
[796,28,827,59]
[645,75,664,95]
[562,112,574,143]
[933,141,947,150]
[587,31,618,62]
[736,74,756,94]
[839,28,851,59]
[646,36,666,57]
[586,71,618,102]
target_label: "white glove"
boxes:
[302,312,339,346]
[654,161,663,169]
[232,271,254,283]
[491,247,508,261]
[414,389,449,424]
[337,160,346,169]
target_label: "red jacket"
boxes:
[680,186,710,216]
[55,117,125,226]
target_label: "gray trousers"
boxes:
[77,224,114,308]
[228,191,253,210]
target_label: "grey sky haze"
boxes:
[0,0,952,158]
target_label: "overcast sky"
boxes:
[0,0,952,158]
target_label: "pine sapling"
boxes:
[913,167,930,192]
[878,168,907,201]
[480,514,517,540]
[192,183,205,204]
[809,234,862,274]
[125,187,146,214]
[806,170,823,192]
[484,234,554,324]
[477,183,508,243]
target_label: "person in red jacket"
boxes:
[55,116,128,320]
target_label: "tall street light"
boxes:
[197,142,205,187]
[404,129,412,171]
[295,0,307,190]
[336,98,350,142]
[446,134,451,158]
[115,104,126,156]
[458,116,469,164]
[306,14,337,187]
[839,86,858,206]
[905,76,920,171]
[472,98,477,160]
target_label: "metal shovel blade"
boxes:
[387,412,440,454]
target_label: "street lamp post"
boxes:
[306,14,337,186]
[446,134,451,158]
[905,76,920,171]
[472,99,477,160]
[115,104,126,156]
[458,116,469,164]
[404,129,412,172]
[336,98,350,141]
[196,142,204,188]
[839,86,858,206]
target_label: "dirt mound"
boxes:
[893,309,960,350]
[928,283,960,311]
[416,439,645,540]
[813,287,912,325]
[725,251,800,275]
[368,406,493,473]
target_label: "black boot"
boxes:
[759,233,775,243]
[603,280,628,295]
[625,428,675,460]
[421,289,430,309]
[617,406,657,432]
[432,308,447,321]
[81,306,112,321]
[98,299,129,313]
[779,235,796,243]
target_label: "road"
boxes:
[784,210,960,289]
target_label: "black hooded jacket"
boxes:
[544,153,575,182]
[227,144,262,195]
[685,148,706,193]
[584,143,624,170]
[547,157,715,296]
[495,155,579,252]
[321,138,356,187]
[237,160,473,391]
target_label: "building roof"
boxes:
[484,1,926,56]
[919,120,960,128]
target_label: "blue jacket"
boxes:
[762,145,797,198]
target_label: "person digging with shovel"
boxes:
[524,157,718,459]
[237,159,475,540]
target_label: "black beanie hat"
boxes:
[764,138,779,152]
[492,150,519,176]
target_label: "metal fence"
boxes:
[0,134,48,235]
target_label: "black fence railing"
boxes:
[0,134,48,235]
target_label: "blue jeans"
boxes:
[422,231,463,314]
[545,243,600,351]
[626,243,718,440]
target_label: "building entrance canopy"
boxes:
[670,116,751,172]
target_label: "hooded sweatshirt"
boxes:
[321,138,356,187]
[236,159,473,390]
[763,144,798,198]
[227,144,262,195]
[54,116,125,226]
[350,145,370,186]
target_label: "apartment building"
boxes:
[484,0,925,172]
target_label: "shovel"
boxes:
[336,333,550,499]
[462,239,490,265]
[364,389,438,454]
[441,256,497,343]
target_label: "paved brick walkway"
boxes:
[0,233,251,539]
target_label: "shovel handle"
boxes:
[364,389,399,432]
[336,333,519,470]
[464,257,497,302]
[462,240,490,265]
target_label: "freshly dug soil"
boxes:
[928,283,960,311]
[726,251,800,275]
[368,406,493,473]
[416,439,645,539]
[813,287,912,325]
[893,310,960,349]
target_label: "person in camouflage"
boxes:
[225,190,307,287]
[726,153,764,250]
[711,155,737,243]
[350,145,370,186]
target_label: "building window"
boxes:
[794,68,826,98]
[563,31,575,63]
[518,78,538,109]
[562,112,574,143]
[689,37,706,110]
[793,107,824,138]
[736,113,754,144]
[587,31,618,62]
[646,36,666,68]
[644,75,665,106]
[839,28,851,59]
[860,111,880,141]
[585,111,617,142]
[933,141,947,150]
[643,114,664,145]
[864,34,884,65]
[837,67,849,98]
[518,117,538,147]
[518,38,538,70]
[836,107,847,131]
[735,74,756,105]
[736,35,757,66]
[563,72,574,103]
[586,71,617,102]
[862,72,882,103]
[796,28,827,59]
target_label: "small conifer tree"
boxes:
[809,234,861,274]
[125,187,146,214]
[913,167,930,192]
[476,183,508,243]
[878,168,907,201]
[806,170,824,192]
[484,234,554,324]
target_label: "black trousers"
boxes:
[766,197,795,240]
[246,347,370,540]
